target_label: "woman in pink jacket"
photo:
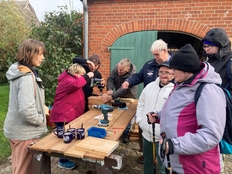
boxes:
[50,63,93,169]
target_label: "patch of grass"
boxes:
[0,83,11,162]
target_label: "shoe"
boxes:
[136,155,144,164]
[58,161,76,170]
[122,134,130,143]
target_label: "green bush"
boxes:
[0,1,30,83]
[30,5,83,106]
[0,83,11,162]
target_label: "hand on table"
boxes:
[101,93,112,102]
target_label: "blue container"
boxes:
[87,126,107,138]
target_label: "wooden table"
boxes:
[29,97,138,174]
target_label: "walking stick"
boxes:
[167,154,172,174]
[160,132,172,174]
[152,122,156,173]
[146,111,157,173]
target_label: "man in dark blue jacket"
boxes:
[122,39,172,164]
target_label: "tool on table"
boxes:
[90,78,104,95]
[93,104,114,127]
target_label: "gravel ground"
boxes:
[1,138,232,174]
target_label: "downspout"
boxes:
[82,0,88,59]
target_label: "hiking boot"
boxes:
[122,134,130,143]
[136,155,144,164]
[58,161,76,170]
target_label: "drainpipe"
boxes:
[82,0,88,59]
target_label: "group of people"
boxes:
[3,27,232,174]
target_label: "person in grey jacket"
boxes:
[101,58,137,143]
[148,44,226,174]
[136,61,174,174]
[101,58,137,102]
[4,39,47,174]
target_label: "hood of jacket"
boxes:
[57,69,73,82]
[202,28,232,60]
[6,62,33,81]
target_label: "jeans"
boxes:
[55,122,69,163]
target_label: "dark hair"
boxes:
[15,39,46,66]
[88,54,100,66]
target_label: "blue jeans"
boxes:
[55,123,69,164]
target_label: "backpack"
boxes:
[225,58,232,89]
[195,83,232,154]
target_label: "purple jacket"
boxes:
[160,62,226,174]
[50,70,87,123]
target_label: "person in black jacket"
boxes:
[73,54,105,112]
[202,28,232,93]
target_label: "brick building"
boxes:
[82,0,232,96]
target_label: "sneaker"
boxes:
[136,155,144,164]
[58,161,76,170]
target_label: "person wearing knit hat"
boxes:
[147,44,226,173]
[170,44,200,73]
[169,44,201,84]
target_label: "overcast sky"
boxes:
[29,0,83,21]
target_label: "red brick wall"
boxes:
[86,0,232,89]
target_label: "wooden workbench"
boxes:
[29,97,138,174]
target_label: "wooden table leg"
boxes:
[96,163,113,174]
[32,153,51,174]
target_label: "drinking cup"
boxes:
[76,128,85,140]
[63,132,74,143]
[67,128,76,139]
[54,127,64,138]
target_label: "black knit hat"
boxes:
[170,44,200,73]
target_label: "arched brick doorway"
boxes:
[102,19,210,52]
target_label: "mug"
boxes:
[67,128,76,139]
[54,127,64,138]
[63,132,74,143]
[76,128,85,140]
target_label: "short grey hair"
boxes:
[118,58,131,68]
[150,39,168,52]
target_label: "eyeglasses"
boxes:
[203,45,214,49]
[158,71,172,76]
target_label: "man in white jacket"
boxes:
[136,61,174,174]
